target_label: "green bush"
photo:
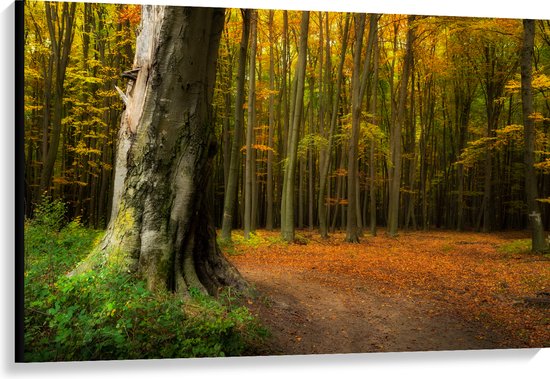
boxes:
[24,199,265,361]
[25,265,263,361]
[32,193,67,230]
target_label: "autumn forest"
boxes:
[21,1,550,360]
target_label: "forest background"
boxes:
[23,1,550,241]
[15,0,550,372]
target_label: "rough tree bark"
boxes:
[73,6,247,296]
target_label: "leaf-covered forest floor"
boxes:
[224,230,550,355]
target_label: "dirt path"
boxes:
[238,267,506,355]
[226,230,550,355]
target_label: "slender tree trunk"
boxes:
[282,11,290,160]
[387,15,415,237]
[456,83,473,231]
[281,11,310,242]
[308,145,314,230]
[244,10,257,240]
[331,149,345,231]
[346,13,377,242]
[369,19,379,236]
[318,14,350,238]
[266,10,275,231]
[521,19,549,252]
[39,2,77,193]
[299,155,305,229]
[346,14,366,243]
[222,22,234,191]
[220,10,250,241]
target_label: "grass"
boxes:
[218,229,290,256]
[218,229,314,256]
[498,238,532,255]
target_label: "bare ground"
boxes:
[238,267,510,355]
[226,230,550,355]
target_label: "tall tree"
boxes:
[220,9,251,241]
[244,10,257,239]
[39,2,77,193]
[345,14,366,243]
[347,13,377,242]
[318,14,350,238]
[387,15,415,237]
[74,6,247,296]
[521,19,549,252]
[265,10,275,231]
[281,11,309,242]
[369,15,380,236]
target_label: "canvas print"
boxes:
[21,0,550,361]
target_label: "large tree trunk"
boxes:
[73,6,247,296]
[521,19,549,252]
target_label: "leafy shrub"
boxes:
[24,210,265,361]
[32,193,67,230]
[26,267,263,361]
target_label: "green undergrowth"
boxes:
[498,238,550,258]
[218,230,311,256]
[24,197,266,361]
[218,231,278,255]
[498,239,532,255]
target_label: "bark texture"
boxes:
[74,6,247,296]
